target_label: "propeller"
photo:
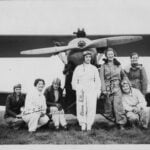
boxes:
[20,36,143,55]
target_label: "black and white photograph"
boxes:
[0,0,150,149]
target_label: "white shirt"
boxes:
[72,63,101,94]
[24,88,47,114]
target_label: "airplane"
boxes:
[0,29,149,114]
[19,29,143,114]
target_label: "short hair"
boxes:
[52,78,61,87]
[104,47,117,57]
[130,52,139,58]
[34,78,45,87]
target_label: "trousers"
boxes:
[76,88,97,130]
[104,90,127,125]
[22,112,49,132]
[5,117,24,129]
[50,107,67,127]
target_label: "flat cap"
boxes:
[13,84,21,89]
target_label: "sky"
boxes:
[0,0,150,92]
[0,0,150,35]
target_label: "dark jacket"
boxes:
[44,85,63,109]
[4,93,25,118]
[125,64,148,95]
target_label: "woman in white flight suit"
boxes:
[72,51,101,131]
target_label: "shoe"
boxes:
[29,131,36,136]
[130,120,137,129]
[55,126,59,131]
[62,125,68,130]
[81,125,86,131]
[87,125,92,131]
[119,125,125,130]
[120,126,125,130]
[140,126,148,130]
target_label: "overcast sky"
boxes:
[0,0,150,35]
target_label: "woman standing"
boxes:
[125,52,148,95]
[22,79,49,133]
[100,47,127,129]
[72,51,101,131]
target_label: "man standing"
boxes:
[4,84,25,130]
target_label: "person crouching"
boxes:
[121,79,149,129]
[4,84,25,130]
[44,78,67,130]
[22,79,49,133]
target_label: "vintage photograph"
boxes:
[0,0,150,148]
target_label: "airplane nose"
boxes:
[78,40,86,48]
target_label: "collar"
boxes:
[13,92,21,97]
[131,64,142,70]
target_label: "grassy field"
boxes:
[0,111,150,144]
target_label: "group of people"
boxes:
[4,78,67,133]
[4,47,150,133]
[99,48,149,130]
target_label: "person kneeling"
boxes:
[22,79,49,133]
[4,84,25,130]
[44,78,67,130]
[121,79,149,129]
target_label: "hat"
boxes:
[83,51,92,56]
[13,84,21,89]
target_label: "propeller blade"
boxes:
[85,39,107,49]
[106,36,143,46]
[85,36,143,48]
[20,45,77,55]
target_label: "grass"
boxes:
[0,111,150,144]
